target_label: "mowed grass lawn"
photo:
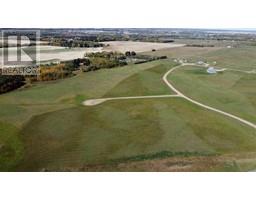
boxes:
[145,45,256,71]
[14,60,256,171]
[203,46,256,70]
[104,62,177,97]
[0,60,170,127]
[0,60,176,171]
[0,122,24,171]
[1,46,256,171]
[169,66,256,124]
[17,98,256,171]
[143,46,223,60]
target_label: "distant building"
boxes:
[52,60,61,65]
[207,67,217,74]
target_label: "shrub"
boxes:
[0,75,25,94]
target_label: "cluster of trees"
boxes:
[0,75,25,94]
[64,58,91,71]
[125,51,136,56]
[37,64,73,81]
[48,38,104,48]
[86,51,126,59]
[95,34,175,43]
[36,52,128,80]
[186,44,215,47]
[27,57,91,83]
[84,52,127,71]
[83,51,167,70]
[41,35,101,42]
[133,55,168,64]
[41,33,176,44]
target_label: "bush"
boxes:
[0,75,25,94]
[86,51,127,69]
[38,64,73,81]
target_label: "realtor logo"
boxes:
[1,30,40,75]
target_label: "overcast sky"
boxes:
[1,0,255,28]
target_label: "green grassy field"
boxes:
[0,122,24,171]
[104,61,177,97]
[0,45,256,171]
[0,60,167,127]
[143,46,222,60]
[203,46,256,70]
[145,43,256,71]
[17,98,256,171]
[169,66,256,124]
[0,60,176,171]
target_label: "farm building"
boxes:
[197,61,204,65]
[207,67,217,74]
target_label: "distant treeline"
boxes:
[133,55,167,64]
[41,35,176,44]
[186,44,215,47]
[44,38,104,48]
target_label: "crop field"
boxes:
[102,41,185,53]
[0,41,186,65]
[0,46,102,65]
[0,42,256,172]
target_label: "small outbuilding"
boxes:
[207,67,217,74]
[197,61,204,65]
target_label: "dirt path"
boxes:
[83,62,256,130]
[83,95,180,106]
[226,68,256,74]
[164,63,256,130]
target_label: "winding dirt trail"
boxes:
[83,95,180,106]
[83,62,256,130]
[163,63,256,130]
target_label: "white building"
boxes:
[207,67,217,74]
